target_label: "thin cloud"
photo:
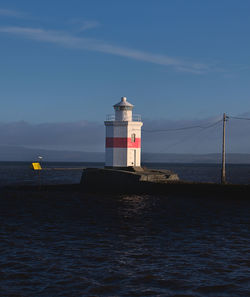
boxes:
[0,26,209,73]
[69,19,100,32]
[79,20,99,32]
[0,8,25,18]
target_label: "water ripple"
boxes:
[0,192,250,296]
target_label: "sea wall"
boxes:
[81,167,179,192]
[79,167,250,197]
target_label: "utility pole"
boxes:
[221,113,227,184]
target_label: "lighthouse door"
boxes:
[133,150,136,166]
[130,149,136,166]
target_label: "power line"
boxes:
[162,119,222,150]
[142,119,222,161]
[142,119,222,133]
[229,116,250,121]
[163,121,221,152]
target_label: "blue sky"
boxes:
[0,0,249,153]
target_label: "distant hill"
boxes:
[0,146,104,162]
[143,153,250,164]
[0,145,250,164]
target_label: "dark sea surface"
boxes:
[0,161,250,186]
[0,162,250,296]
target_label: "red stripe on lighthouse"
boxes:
[106,137,141,148]
[127,138,141,148]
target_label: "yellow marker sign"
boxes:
[31,162,42,170]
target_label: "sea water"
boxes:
[0,162,249,296]
[0,161,250,186]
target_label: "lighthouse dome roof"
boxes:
[113,97,134,108]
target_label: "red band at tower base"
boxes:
[106,137,141,148]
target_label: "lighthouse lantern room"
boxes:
[105,97,143,167]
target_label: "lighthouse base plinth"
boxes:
[104,166,144,172]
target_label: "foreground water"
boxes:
[1,191,250,296]
[0,162,250,296]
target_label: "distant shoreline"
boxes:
[1,161,250,165]
[1,145,250,163]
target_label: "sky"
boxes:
[0,0,250,154]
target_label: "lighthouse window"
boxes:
[131,133,136,142]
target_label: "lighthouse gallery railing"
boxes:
[106,114,141,121]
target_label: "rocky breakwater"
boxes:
[81,167,179,193]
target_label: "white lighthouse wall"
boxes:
[105,148,127,166]
[127,122,143,167]
[105,121,143,167]
[127,124,142,139]
[106,124,127,138]
[105,124,128,166]
[115,110,132,121]
[127,148,141,166]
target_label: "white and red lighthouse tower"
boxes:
[105,97,143,167]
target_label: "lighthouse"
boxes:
[104,97,143,168]
[82,97,179,189]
